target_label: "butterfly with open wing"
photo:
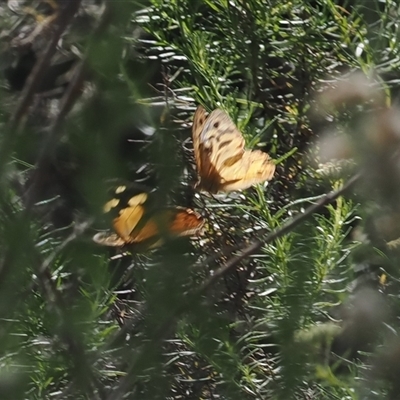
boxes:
[93,186,204,249]
[192,105,275,193]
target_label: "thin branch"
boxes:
[8,1,82,132]
[0,1,82,177]
[197,171,362,294]
[47,3,112,136]
[23,3,113,210]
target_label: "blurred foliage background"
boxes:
[1,0,400,399]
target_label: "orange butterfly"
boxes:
[93,190,204,248]
[192,106,275,193]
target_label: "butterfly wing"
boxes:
[192,105,275,193]
[94,189,204,248]
[93,232,126,247]
[199,108,245,168]
[113,204,145,242]
[112,207,204,250]
[193,106,246,193]
[218,150,275,191]
[109,192,147,242]
[169,207,205,236]
[192,105,208,178]
[132,208,204,243]
[93,203,146,246]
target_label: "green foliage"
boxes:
[1,0,400,399]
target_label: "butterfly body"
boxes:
[192,106,275,193]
